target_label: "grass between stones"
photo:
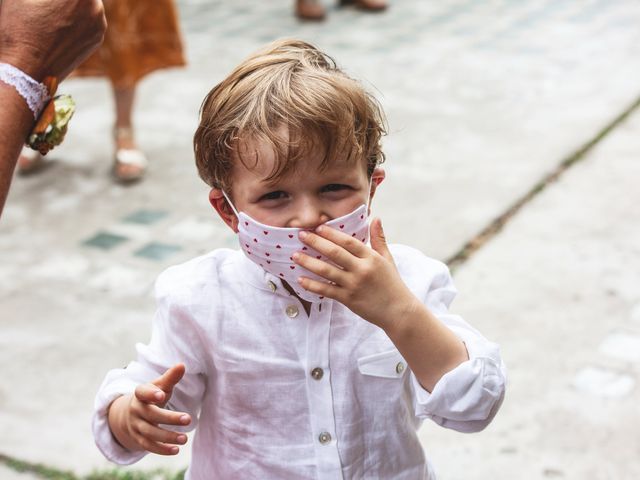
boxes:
[446,94,640,272]
[0,453,185,480]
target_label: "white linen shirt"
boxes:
[93,244,506,480]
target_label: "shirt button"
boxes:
[310,367,324,380]
[318,432,332,445]
[285,305,299,318]
[267,280,277,292]
[396,362,405,374]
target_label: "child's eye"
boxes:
[321,184,350,193]
[259,191,287,201]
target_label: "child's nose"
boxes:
[290,199,329,230]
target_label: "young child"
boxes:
[93,39,506,479]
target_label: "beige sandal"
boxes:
[113,127,148,184]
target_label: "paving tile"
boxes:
[134,242,183,261]
[122,209,169,225]
[83,231,129,250]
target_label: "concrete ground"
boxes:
[1,0,639,478]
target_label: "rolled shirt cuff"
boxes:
[412,336,506,430]
[92,372,147,465]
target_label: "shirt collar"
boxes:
[237,252,297,299]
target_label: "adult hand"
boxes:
[0,0,107,81]
[108,364,192,456]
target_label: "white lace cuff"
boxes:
[0,62,50,119]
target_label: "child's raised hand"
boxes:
[108,363,192,456]
[294,217,419,330]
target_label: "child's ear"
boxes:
[370,167,386,197]
[209,188,239,233]
[367,168,385,215]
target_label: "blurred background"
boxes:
[1,0,639,478]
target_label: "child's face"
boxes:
[210,135,384,231]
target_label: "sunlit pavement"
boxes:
[1,0,639,478]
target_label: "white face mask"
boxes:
[223,187,372,303]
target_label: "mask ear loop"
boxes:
[365,175,375,214]
[221,190,241,218]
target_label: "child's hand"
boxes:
[294,217,419,330]
[108,363,192,456]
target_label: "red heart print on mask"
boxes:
[288,234,294,238]
[265,252,270,257]
[263,231,268,235]
[276,245,282,249]
[253,238,258,243]
[339,225,345,229]
[289,266,295,269]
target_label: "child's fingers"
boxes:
[135,383,166,404]
[299,231,356,270]
[292,253,347,285]
[315,224,370,258]
[140,404,191,427]
[135,421,188,449]
[297,276,342,301]
[369,217,394,262]
[152,363,186,393]
[135,434,182,456]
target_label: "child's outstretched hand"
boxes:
[295,217,419,330]
[107,363,192,456]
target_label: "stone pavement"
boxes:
[1,0,639,478]
[419,106,640,480]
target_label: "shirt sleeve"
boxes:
[92,271,208,465]
[410,264,507,433]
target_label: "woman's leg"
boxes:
[114,84,137,149]
[113,83,147,182]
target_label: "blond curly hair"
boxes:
[193,39,387,194]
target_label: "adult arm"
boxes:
[0,83,32,213]
[0,0,106,214]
